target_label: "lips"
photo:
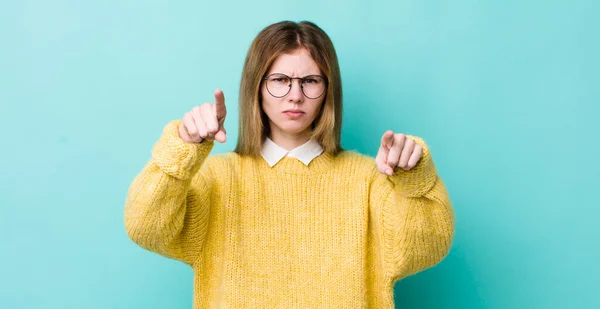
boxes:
[282,110,305,118]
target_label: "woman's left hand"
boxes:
[375,130,423,175]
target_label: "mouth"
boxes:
[282,110,305,118]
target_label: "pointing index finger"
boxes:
[214,89,226,120]
[380,130,395,149]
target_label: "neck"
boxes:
[269,129,311,151]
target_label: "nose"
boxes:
[287,79,304,103]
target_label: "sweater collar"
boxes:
[260,137,324,167]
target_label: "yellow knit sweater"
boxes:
[124,120,455,308]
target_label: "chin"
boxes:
[277,122,311,135]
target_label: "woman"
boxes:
[124,20,454,308]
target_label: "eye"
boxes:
[303,76,323,84]
[270,76,290,84]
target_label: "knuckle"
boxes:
[186,123,197,135]
[186,128,197,138]
[200,104,213,117]
[192,108,201,119]
[201,102,212,110]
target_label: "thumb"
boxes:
[214,126,227,143]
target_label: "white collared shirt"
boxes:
[260,137,324,167]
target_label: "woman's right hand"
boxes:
[179,89,227,144]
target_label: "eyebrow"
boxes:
[268,72,323,77]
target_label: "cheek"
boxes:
[261,85,276,106]
[308,100,325,117]
[260,84,268,100]
[260,97,278,119]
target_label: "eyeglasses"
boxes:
[262,73,328,99]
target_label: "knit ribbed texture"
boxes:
[124,120,455,308]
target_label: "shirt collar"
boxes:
[261,137,324,167]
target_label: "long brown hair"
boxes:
[234,20,343,157]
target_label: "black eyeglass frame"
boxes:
[262,73,329,99]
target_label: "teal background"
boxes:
[1,0,598,308]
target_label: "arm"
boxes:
[124,120,215,265]
[369,136,455,280]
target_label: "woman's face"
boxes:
[261,48,325,141]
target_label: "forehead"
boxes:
[267,48,320,76]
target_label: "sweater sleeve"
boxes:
[369,135,455,281]
[124,120,215,266]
